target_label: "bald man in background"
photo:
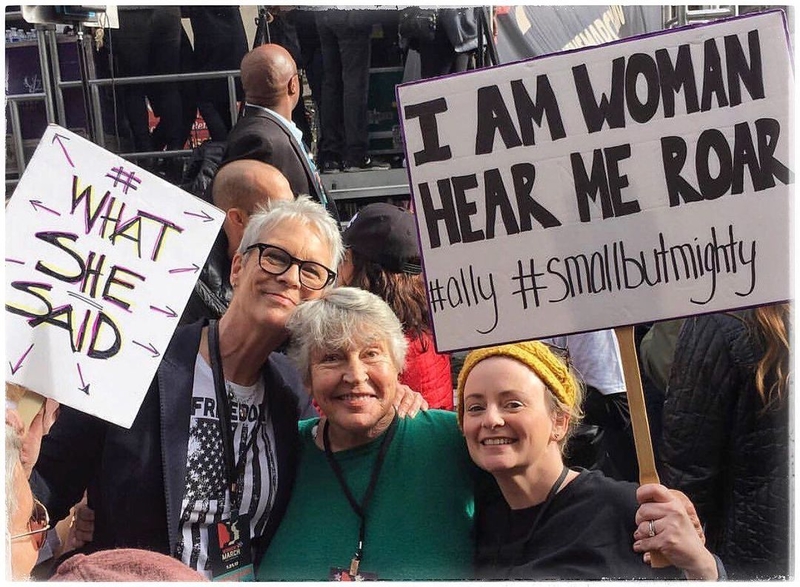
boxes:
[222,44,337,220]
[180,159,294,325]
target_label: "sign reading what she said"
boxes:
[5,125,225,428]
[396,10,793,352]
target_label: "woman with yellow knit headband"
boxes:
[457,341,724,580]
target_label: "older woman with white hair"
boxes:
[257,286,477,580]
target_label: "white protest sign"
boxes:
[5,125,225,428]
[397,10,793,352]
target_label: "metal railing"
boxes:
[5,93,49,176]
[663,5,740,29]
[6,26,241,190]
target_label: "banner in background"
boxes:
[495,5,663,62]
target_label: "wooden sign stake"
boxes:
[615,325,669,568]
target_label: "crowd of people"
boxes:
[6,196,791,581]
[93,6,484,185]
[5,7,792,584]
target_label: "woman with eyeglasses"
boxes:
[31,196,344,580]
[456,341,725,580]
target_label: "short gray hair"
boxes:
[286,287,408,382]
[238,195,343,274]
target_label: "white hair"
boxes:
[286,287,408,382]
[238,195,344,275]
[6,422,22,580]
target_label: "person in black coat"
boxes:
[222,44,337,221]
[30,197,343,579]
[660,303,791,580]
[184,6,249,142]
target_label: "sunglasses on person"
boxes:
[10,497,50,550]
[245,243,337,290]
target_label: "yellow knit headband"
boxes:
[456,341,578,426]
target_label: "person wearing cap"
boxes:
[456,342,725,580]
[339,203,454,410]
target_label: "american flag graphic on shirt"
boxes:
[176,356,278,577]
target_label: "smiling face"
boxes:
[228,218,333,333]
[461,356,567,479]
[309,338,399,450]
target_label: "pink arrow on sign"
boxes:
[149,304,178,318]
[9,344,34,375]
[77,363,91,395]
[52,133,75,167]
[168,264,200,275]
[184,209,214,222]
[30,200,61,216]
[133,341,160,358]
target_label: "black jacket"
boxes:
[31,320,315,564]
[660,311,790,580]
[222,105,339,221]
[179,230,232,325]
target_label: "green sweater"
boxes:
[257,410,477,580]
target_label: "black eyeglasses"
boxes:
[245,243,336,290]
[10,497,50,550]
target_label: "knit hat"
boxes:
[343,203,422,274]
[50,548,209,582]
[456,341,579,427]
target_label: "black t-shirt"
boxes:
[475,469,673,580]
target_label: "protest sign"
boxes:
[397,10,793,352]
[5,125,225,428]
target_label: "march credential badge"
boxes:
[209,512,255,581]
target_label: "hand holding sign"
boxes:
[397,9,791,580]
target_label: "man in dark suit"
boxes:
[222,44,338,220]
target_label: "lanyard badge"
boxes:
[323,415,398,582]
[209,510,255,581]
[207,320,265,582]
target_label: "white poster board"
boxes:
[5,125,225,428]
[397,10,793,352]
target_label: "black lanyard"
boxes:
[208,320,267,503]
[495,465,570,573]
[322,413,399,576]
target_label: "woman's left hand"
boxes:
[633,483,718,580]
[393,384,429,418]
